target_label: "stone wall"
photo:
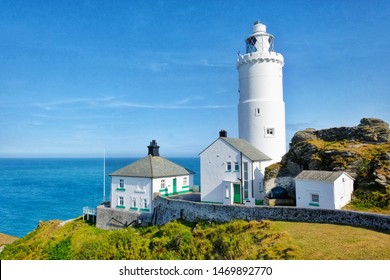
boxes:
[96,205,153,229]
[153,196,390,233]
[96,196,390,233]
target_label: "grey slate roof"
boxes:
[110,155,195,178]
[221,137,271,161]
[295,170,354,182]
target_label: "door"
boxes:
[233,183,241,204]
[173,178,177,194]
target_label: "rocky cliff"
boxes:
[265,118,390,198]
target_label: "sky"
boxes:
[0,0,389,158]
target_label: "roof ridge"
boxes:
[109,155,195,178]
[148,155,154,178]
[221,137,271,161]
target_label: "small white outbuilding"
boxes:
[295,170,354,210]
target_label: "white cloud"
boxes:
[106,99,232,110]
[146,62,169,72]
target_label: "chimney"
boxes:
[219,130,227,137]
[147,140,160,156]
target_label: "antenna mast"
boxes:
[103,149,106,203]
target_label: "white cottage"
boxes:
[199,131,271,205]
[110,140,195,213]
[295,170,354,210]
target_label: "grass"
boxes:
[270,221,390,260]
[342,204,390,215]
[0,219,296,260]
[1,218,389,260]
[308,139,390,159]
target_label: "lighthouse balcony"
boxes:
[237,52,284,67]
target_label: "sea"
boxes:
[0,157,200,238]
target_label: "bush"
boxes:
[45,238,72,260]
[350,189,390,209]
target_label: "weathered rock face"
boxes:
[291,118,389,145]
[265,118,390,195]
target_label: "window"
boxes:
[119,179,124,189]
[243,162,249,199]
[234,162,239,172]
[161,179,166,188]
[225,185,230,198]
[265,127,275,137]
[268,37,274,52]
[311,194,319,203]
[118,196,124,207]
[246,36,257,53]
[131,198,137,209]
[135,185,146,193]
[143,199,148,209]
[255,107,261,116]
[183,177,187,186]
[226,162,232,172]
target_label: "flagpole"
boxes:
[103,148,106,203]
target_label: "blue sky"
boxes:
[1,0,389,157]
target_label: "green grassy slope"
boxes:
[1,218,389,260]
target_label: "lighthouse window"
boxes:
[246,36,257,53]
[255,107,261,116]
[268,37,274,52]
[265,128,275,137]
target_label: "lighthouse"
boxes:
[237,21,286,168]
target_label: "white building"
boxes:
[237,21,286,167]
[200,130,271,205]
[110,140,194,213]
[295,170,354,210]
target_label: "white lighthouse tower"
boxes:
[237,21,286,168]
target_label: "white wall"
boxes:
[333,174,354,209]
[200,140,241,204]
[223,181,234,205]
[252,161,265,201]
[295,180,335,209]
[110,176,152,213]
[238,51,286,168]
[152,174,193,197]
[200,139,262,205]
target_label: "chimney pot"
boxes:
[147,140,160,156]
[219,130,227,137]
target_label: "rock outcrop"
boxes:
[265,118,390,197]
[291,118,389,146]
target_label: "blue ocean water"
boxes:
[0,157,200,238]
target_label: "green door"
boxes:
[233,184,241,204]
[173,178,177,194]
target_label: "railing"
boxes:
[83,207,96,216]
